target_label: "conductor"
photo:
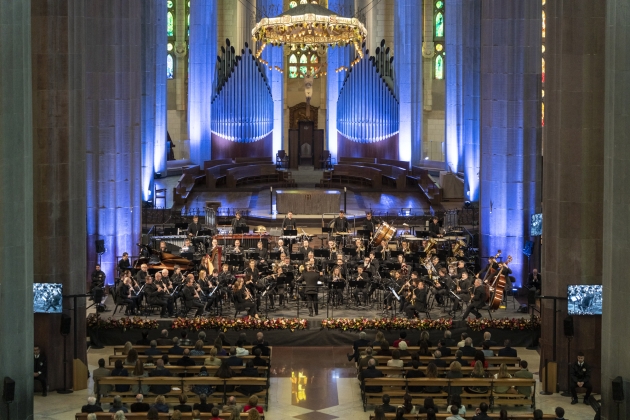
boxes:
[302,264,320,317]
[332,210,349,234]
[231,212,246,231]
[282,211,297,231]
[187,216,201,237]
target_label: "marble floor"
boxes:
[34,345,598,420]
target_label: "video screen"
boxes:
[567,285,602,315]
[33,283,63,314]
[530,213,543,236]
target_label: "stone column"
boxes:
[541,0,605,394]
[445,0,481,200]
[85,0,143,283]
[0,1,34,418]
[188,0,217,164]
[31,0,87,391]
[154,1,167,176]
[602,1,629,416]
[479,0,542,285]
[394,0,423,163]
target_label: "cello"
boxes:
[489,255,512,310]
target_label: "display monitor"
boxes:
[567,284,602,315]
[33,283,63,313]
[530,213,543,236]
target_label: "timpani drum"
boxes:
[371,222,396,246]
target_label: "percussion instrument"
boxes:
[371,222,396,246]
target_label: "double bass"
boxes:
[489,255,513,310]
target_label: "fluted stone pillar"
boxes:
[445,0,481,200]
[602,0,629,417]
[85,1,143,283]
[188,0,217,164]
[0,2,34,418]
[541,0,605,393]
[479,0,542,285]
[154,1,168,176]
[394,0,423,163]
[31,0,87,391]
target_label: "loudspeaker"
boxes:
[60,313,72,335]
[527,288,537,305]
[612,376,624,402]
[563,316,574,337]
[95,239,105,254]
[3,377,15,402]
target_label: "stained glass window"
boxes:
[167,54,174,79]
[167,11,174,37]
[435,12,444,38]
[310,54,318,63]
[288,48,321,78]
[290,1,298,8]
[541,0,546,127]
[435,55,444,79]
[299,66,307,75]
[289,67,298,78]
[299,54,308,64]
[289,54,298,64]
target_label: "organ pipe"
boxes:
[211,39,273,142]
[337,40,398,142]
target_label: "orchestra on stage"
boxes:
[115,211,513,321]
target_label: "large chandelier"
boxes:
[252,1,367,58]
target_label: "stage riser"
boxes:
[89,322,538,348]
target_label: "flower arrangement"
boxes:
[86,314,159,330]
[321,317,453,331]
[171,317,309,332]
[466,316,541,332]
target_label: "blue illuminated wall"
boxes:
[445,0,481,201]
[479,0,541,286]
[394,0,423,163]
[188,0,217,164]
[154,1,168,176]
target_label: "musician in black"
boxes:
[118,252,131,275]
[433,267,452,306]
[205,269,222,311]
[352,266,370,306]
[428,216,442,238]
[171,265,184,287]
[383,271,402,311]
[326,240,339,261]
[282,211,297,231]
[145,276,174,318]
[233,277,258,318]
[354,238,366,262]
[158,241,169,253]
[404,280,428,318]
[302,264,320,316]
[462,278,485,320]
[218,263,235,285]
[187,216,201,237]
[276,239,289,256]
[328,266,345,305]
[91,264,106,292]
[231,212,246,231]
[181,274,205,316]
[232,240,243,254]
[116,277,139,315]
[270,265,287,307]
[298,239,313,259]
[453,271,472,312]
[180,238,193,253]
[256,241,268,266]
[332,210,349,233]
[244,260,260,289]
[364,213,376,234]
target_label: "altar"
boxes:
[276,190,341,215]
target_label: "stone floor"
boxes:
[34,345,598,420]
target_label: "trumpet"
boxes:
[244,286,255,302]
[398,280,410,294]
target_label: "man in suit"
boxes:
[252,331,269,347]
[498,339,517,357]
[136,331,151,346]
[432,350,448,368]
[168,337,185,355]
[359,359,384,393]
[302,264,321,316]
[437,339,452,356]
[282,211,298,231]
[358,347,375,372]
[471,402,491,420]
[130,394,151,413]
[554,407,566,419]
[251,348,268,367]
[570,352,592,404]
[378,394,397,413]
[33,345,47,396]
[453,350,465,366]
[479,331,497,347]
[462,278,486,320]
[144,340,162,356]
[226,347,244,366]
[347,331,371,362]
[332,210,349,233]
[81,396,103,413]
[405,360,425,392]
[513,360,534,398]
[156,329,171,346]
[92,358,111,403]
[177,348,196,367]
[193,394,214,413]
[148,359,173,395]
[443,330,457,347]
[460,337,477,357]
[527,268,542,293]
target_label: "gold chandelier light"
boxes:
[252,1,367,58]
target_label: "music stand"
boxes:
[356,229,371,238]
[234,226,248,234]
[390,250,403,258]
[283,229,298,237]
[342,247,357,257]
[314,249,330,259]
[404,255,415,263]
[290,253,305,262]
[321,227,332,233]
[349,279,367,309]
[269,251,281,260]
[164,227,178,235]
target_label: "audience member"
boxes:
[122,341,133,355]
[87,414,97,420]
[555,407,566,420]
[471,402,491,420]
[92,358,111,403]
[432,350,447,368]
[570,351,592,405]
[493,363,518,394]
[171,410,183,420]
[124,349,138,366]
[222,396,243,417]
[373,406,386,420]
[461,337,476,357]
[130,394,150,413]
[247,407,261,420]
[236,339,250,356]
[226,346,244,366]
[443,330,456,347]
[533,409,544,420]
[480,331,497,347]
[436,339,451,356]
[498,339,517,357]
[446,361,463,396]
[466,360,489,394]
[180,330,192,346]
[405,360,425,393]
[402,393,417,414]
[387,349,404,369]
[376,342,392,356]
[454,350,465,366]
[446,395,466,417]
[243,395,264,413]
[148,359,172,395]
[113,410,127,420]
[173,393,193,412]
[348,331,370,362]
[130,360,149,395]
[144,340,161,356]
[156,329,170,345]
[371,331,386,348]
[151,395,169,413]
[252,331,270,356]
[193,393,214,412]
[360,359,384,393]
[190,340,206,356]
[146,407,160,420]
[514,360,534,397]
[358,347,375,371]
[81,396,103,413]
[177,348,196,366]
[198,331,209,344]
[214,338,227,356]
[423,363,441,393]
[471,350,488,369]
[481,342,494,357]
[210,407,222,420]
[457,333,468,348]
[418,331,433,347]
[499,409,509,420]
[205,348,222,366]
[395,406,407,420]
[397,341,410,356]
[425,408,437,420]
[393,331,410,348]
[446,404,465,420]
[111,360,130,392]
[416,397,438,414]
[251,347,268,367]
[169,337,185,355]
[108,395,128,413]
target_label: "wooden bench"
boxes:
[204,162,273,189]
[234,157,273,164]
[370,355,521,367]
[409,166,442,204]
[96,376,268,407]
[358,346,519,357]
[321,164,383,189]
[374,365,522,377]
[225,164,293,188]
[338,157,377,164]
[359,376,536,412]
[369,414,555,420]
[113,345,272,356]
[356,162,408,190]
[378,158,410,170]
[104,364,269,377]
[173,173,196,204]
[108,354,269,366]
[76,412,264,420]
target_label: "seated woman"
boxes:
[151,395,169,413]
[470,350,489,369]
[215,360,235,392]
[416,397,438,414]
[192,366,213,396]
[493,363,518,394]
[110,359,130,393]
[191,339,206,356]
[422,363,442,394]
[387,349,404,377]
[445,361,463,397]
[465,360,489,394]
[243,395,264,413]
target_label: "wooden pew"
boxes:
[378,158,410,170]
[225,164,290,188]
[104,365,269,377]
[113,345,272,356]
[108,354,268,365]
[324,164,383,189]
[409,166,442,204]
[375,365,522,376]
[338,157,377,164]
[204,162,273,189]
[203,159,234,169]
[173,173,196,205]
[76,413,264,420]
[370,355,521,367]
[234,157,273,164]
[358,346,517,357]
[369,414,555,420]
[355,162,408,190]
